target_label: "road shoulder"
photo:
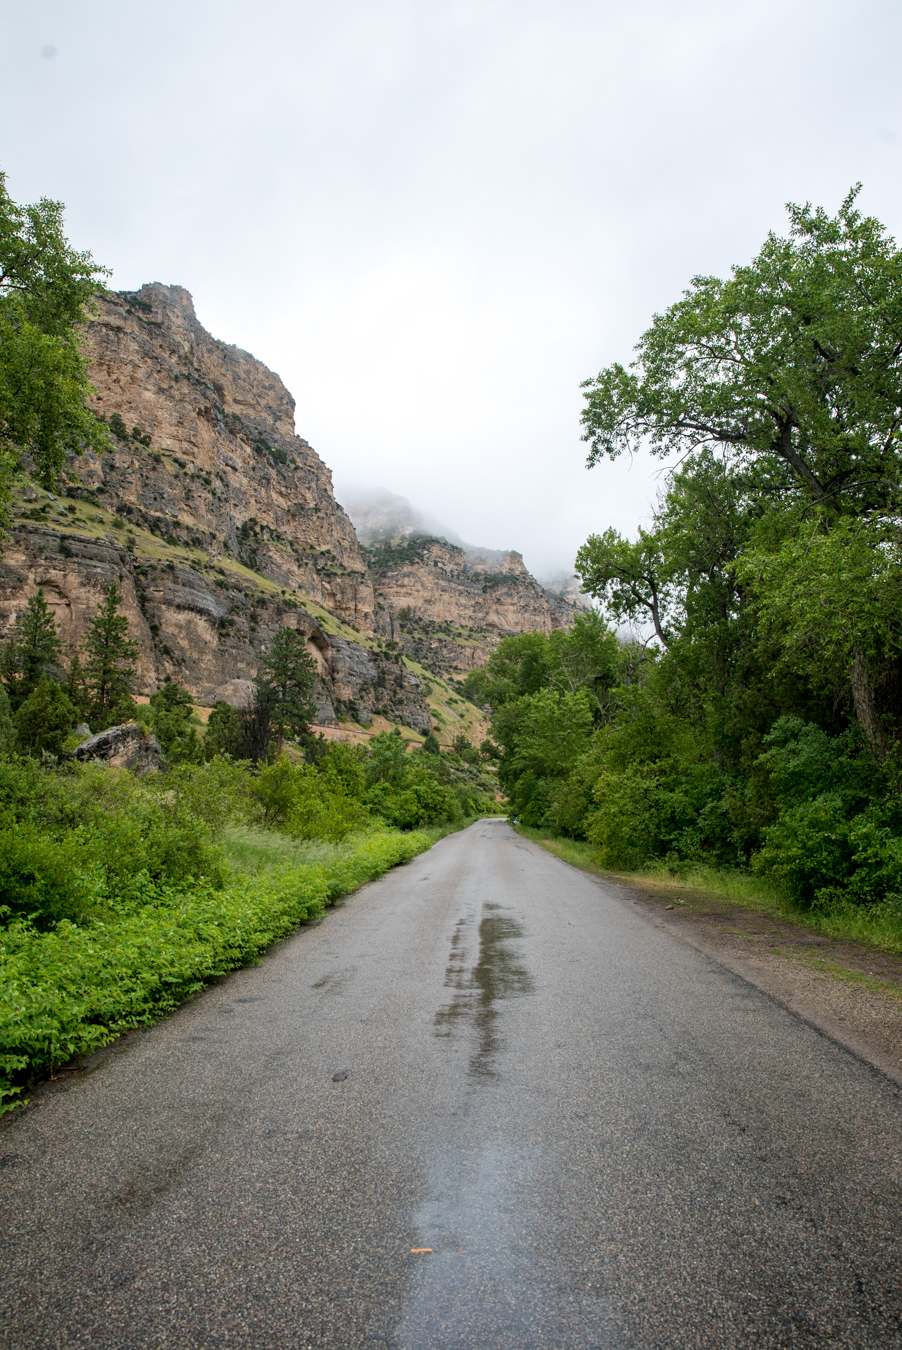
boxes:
[523,833,902,1088]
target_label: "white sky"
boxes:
[3,0,902,575]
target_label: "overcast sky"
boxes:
[3,0,902,575]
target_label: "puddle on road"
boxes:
[434,904,534,1079]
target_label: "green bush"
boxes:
[14,677,76,756]
[0,758,224,926]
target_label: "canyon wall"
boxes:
[81,283,374,631]
[0,281,578,732]
[365,537,576,673]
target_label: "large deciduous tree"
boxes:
[579,190,902,755]
[0,171,110,529]
[580,187,902,517]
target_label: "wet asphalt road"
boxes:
[3,821,902,1349]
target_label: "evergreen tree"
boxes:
[0,684,13,755]
[2,588,62,710]
[204,700,245,760]
[147,679,201,762]
[64,651,88,723]
[14,675,76,756]
[254,627,316,755]
[81,584,139,728]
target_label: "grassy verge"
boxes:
[515,826,902,956]
[0,825,456,1117]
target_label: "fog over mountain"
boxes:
[339,484,586,602]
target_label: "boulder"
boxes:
[73,722,163,775]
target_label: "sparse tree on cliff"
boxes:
[81,584,139,729]
[1,588,63,710]
[0,170,110,533]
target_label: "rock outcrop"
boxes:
[73,723,163,775]
[80,284,374,632]
[365,537,577,673]
[0,281,575,736]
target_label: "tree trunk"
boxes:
[851,648,885,758]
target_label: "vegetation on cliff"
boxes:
[481,191,902,938]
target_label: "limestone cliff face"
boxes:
[81,284,373,632]
[366,537,577,673]
[0,281,572,733]
[0,528,432,732]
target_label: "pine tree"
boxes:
[64,652,88,723]
[1,588,62,709]
[14,675,76,756]
[254,627,316,756]
[81,583,139,728]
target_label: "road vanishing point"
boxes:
[2,821,902,1348]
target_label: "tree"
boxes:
[580,190,902,752]
[581,188,902,518]
[204,700,245,760]
[0,171,110,530]
[1,588,62,709]
[81,584,139,728]
[147,679,201,762]
[0,684,13,755]
[14,675,76,756]
[254,626,316,755]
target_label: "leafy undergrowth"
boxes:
[0,826,446,1117]
[515,826,902,956]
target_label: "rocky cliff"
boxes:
[365,536,577,673]
[80,284,373,631]
[0,282,575,736]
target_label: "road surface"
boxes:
[2,820,902,1348]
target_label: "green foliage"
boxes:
[254,626,316,753]
[13,676,76,756]
[366,726,410,789]
[163,756,252,835]
[81,583,139,728]
[500,191,902,917]
[581,187,902,517]
[204,700,244,759]
[422,731,441,754]
[0,171,110,530]
[0,757,223,928]
[2,589,62,709]
[0,685,13,755]
[146,679,201,762]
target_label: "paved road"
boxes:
[2,821,902,1349]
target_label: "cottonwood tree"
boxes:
[579,189,902,754]
[581,188,902,517]
[0,171,110,530]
